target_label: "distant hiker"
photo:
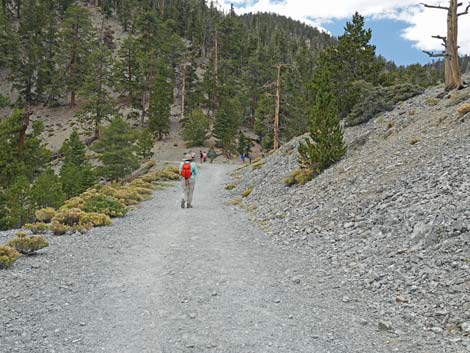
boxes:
[179,153,198,209]
[199,150,203,163]
[247,153,252,164]
[241,153,246,163]
[208,149,216,163]
[203,151,207,163]
[191,151,196,160]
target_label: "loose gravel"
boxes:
[229,81,470,352]
[1,163,453,353]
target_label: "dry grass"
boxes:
[457,103,470,117]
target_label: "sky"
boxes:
[217,0,470,66]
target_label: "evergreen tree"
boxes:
[3,175,32,229]
[30,167,66,208]
[213,97,242,152]
[76,45,115,138]
[254,94,274,150]
[56,5,94,106]
[92,116,139,180]
[136,128,154,161]
[183,108,210,147]
[148,59,173,140]
[237,131,252,155]
[298,67,346,174]
[114,36,141,108]
[59,130,95,198]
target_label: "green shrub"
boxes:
[425,98,439,106]
[0,246,21,269]
[51,222,69,236]
[23,222,50,234]
[79,212,112,227]
[0,94,11,108]
[82,194,126,217]
[346,83,424,127]
[52,208,83,226]
[283,169,314,186]
[225,184,236,190]
[242,187,253,198]
[445,92,469,107]
[34,208,56,223]
[8,232,48,255]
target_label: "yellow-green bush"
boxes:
[51,222,69,236]
[52,208,83,226]
[425,98,439,106]
[34,207,56,223]
[82,194,126,217]
[130,178,153,189]
[0,246,21,269]
[252,160,265,170]
[457,103,470,117]
[225,184,236,190]
[79,212,112,227]
[71,223,93,234]
[8,232,48,255]
[23,222,50,234]
[445,92,469,107]
[283,169,314,187]
[242,187,253,198]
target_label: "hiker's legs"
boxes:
[181,180,190,206]
[187,179,196,206]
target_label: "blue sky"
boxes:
[220,0,470,67]
[323,18,431,66]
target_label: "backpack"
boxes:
[180,161,192,179]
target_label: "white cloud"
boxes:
[218,0,470,55]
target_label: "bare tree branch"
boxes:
[432,35,447,42]
[458,3,470,15]
[423,50,447,57]
[422,3,449,10]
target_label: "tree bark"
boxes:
[18,108,32,160]
[446,0,461,89]
[180,63,187,124]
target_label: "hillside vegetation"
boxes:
[227,78,470,344]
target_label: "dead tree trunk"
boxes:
[18,108,33,160]
[423,1,469,90]
[180,62,188,123]
[273,64,289,150]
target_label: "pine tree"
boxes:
[213,97,243,152]
[237,131,252,155]
[254,94,274,150]
[114,36,141,108]
[148,58,173,140]
[298,67,346,174]
[59,130,95,198]
[30,167,66,209]
[92,116,139,180]
[76,45,115,139]
[56,5,94,107]
[183,108,210,147]
[136,128,154,161]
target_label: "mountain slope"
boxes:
[228,79,470,348]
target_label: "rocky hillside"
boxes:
[227,80,470,348]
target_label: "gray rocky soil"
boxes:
[229,82,470,352]
[1,164,458,353]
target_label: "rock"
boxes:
[378,321,393,332]
[461,322,470,333]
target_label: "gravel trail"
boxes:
[1,164,441,353]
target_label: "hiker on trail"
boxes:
[199,150,203,163]
[247,153,252,164]
[241,153,246,163]
[179,153,198,209]
[208,149,216,163]
[203,151,207,163]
